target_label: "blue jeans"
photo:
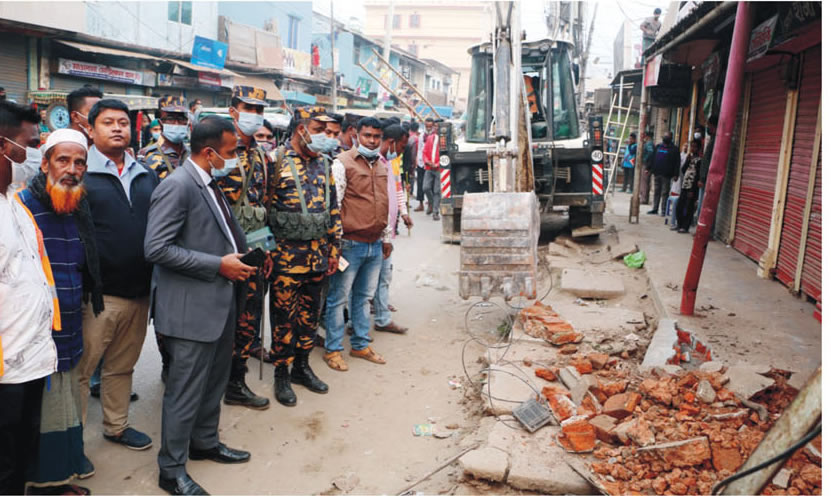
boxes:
[325,239,383,352]
[374,256,393,327]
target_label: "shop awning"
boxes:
[232,74,283,102]
[165,59,238,77]
[281,91,316,106]
[56,40,164,61]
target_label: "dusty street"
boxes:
[82,203,492,495]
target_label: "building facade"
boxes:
[363,0,490,111]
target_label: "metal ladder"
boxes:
[602,94,635,202]
[355,49,442,121]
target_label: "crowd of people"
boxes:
[617,116,717,234]
[0,84,447,496]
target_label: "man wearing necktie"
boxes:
[145,117,256,495]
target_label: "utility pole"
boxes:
[330,0,337,112]
[379,0,394,110]
[578,3,597,110]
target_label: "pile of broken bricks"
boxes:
[459,301,821,496]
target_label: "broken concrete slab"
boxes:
[699,360,725,373]
[609,242,639,261]
[640,319,678,371]
[459,447,509,482]
[557,305,647,334]
[504,426,594,494]
[724,365,775,398]
[481,365,538,416]
[696,379,716,404]
[771,468,793,489]
[589,414,618,444]
[560,269,625,299]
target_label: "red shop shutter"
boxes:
[775,45,821,288]
[733,67,788,262]
[801,143,821,303]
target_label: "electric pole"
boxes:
[379,0,394,110]
[330,0,337,112]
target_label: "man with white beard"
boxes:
[16,129,103,493]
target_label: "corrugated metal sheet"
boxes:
[732,67,787,262]
[776,46,821,289]
[801,145,821,302]
[0,33,28,104]
[714,85,746,242]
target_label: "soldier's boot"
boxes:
[290,351,329,394]
[224,357,270,410]
[273,364,297,407]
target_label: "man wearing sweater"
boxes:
[77,99,158,451]
[647,132,680,216]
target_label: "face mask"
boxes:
[5,138,42,185]
[306,132,329,154]
[208,148,239,178]
[357,144,379,160]
[322,137,340,154]
[73,111,92,138]
[236,111,264,137]
[163,124,188,144]
[385,146,398,160]
[693,132,702,140]
[151,131,161,141]
[257,141,275,153]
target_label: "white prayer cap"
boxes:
[43,129,88,156]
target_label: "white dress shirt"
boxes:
[191,159,240,253]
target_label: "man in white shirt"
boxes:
[0,99,58,495]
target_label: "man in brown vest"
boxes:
[322,117,391,371]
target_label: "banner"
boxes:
[58,58,143,85]
[191,36,228,70]
[197,72,222,87]
[747,15,778,62]
[282,48,311,76]
[158,73,198,87]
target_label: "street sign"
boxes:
[191,36,228,70]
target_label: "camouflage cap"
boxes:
[294,105,336,122]
[232,85,267,106]
[159,95,187,113]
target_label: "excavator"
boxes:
[454,1,605,302]
[437,3,605,248]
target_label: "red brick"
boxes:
[559,344,579,354]
[800,464,822,486]
[603,392,641,420]
[541,384,571,399]
[625,416,656,447]
[711,444,743,472]
[559,416,597,452]
[590,414,618,444]
[648,437,712,468]
[535,368,557,381]
[670,482,688,494]
[570,357,593,375]
[652,477,668,494]
[588,353,609,370]
[550,394,577,422]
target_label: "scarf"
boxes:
[29,172,105,316]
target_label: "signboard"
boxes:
[777,2,821,39]
[282,48,311,76]
[701,52,721,90]
[158,73,198,87]
[747,15,778,62]
[255,30,283,69]
[58,58,143,85]
[644,54,662,87]
[191,36,228,70]
[355,77,372,97]
[197,72,222,88]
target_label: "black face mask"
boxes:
[663,137,672,144]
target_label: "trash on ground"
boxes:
[623,251,646,269]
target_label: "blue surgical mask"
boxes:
[323,137,340,154]
[357,144,379,160]
[236,112,264,137]
[306,132,329,153]
[385,148,398,160]
[208,147,238,178]
[151,131,161,141]
[162,124,188,144]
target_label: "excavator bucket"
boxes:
[459,191,540,301]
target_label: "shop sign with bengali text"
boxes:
[58,58,143,85]
[198,72,222,87]
[747,15,778,62]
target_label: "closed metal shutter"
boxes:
[732,67,787,262]
[776,45,821,289]
[0,33,29,103]
[51,75,87,93]
[714,84,746,242]
[801,144,821,303]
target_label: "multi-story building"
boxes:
[363,0,489,111]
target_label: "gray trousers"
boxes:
[423,169,441,210]
[158,305,235,479]
[653,175,672,214]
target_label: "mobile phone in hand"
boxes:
[240,248,266,268]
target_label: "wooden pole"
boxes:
[357,60,424,120]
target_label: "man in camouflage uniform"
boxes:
[138,96,190,179]
[218,86,273,410]
[137,96,190,384]
[268,106,341,406]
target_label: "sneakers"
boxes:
[103,427,152,450]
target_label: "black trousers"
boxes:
[416,167,425,202]
[676,189,698,231]
[0,378,46,495]
[622,167,634,192]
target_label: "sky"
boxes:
[312,0,668,80]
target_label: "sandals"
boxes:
[350,346,386,364]
[323,351,349,371]
[374,322,408,334]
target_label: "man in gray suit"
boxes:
[145,117,257,495]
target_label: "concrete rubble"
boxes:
[460,299,821,496]
[560,268,626,299]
